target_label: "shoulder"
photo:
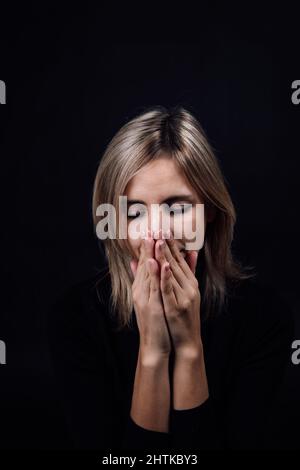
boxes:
[46,267,112,343]
[222,276,294,353]
[227,276,294,324]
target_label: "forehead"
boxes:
[125,158,193,198]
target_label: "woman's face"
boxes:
[124,157,207,261]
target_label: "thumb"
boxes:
[161,261,173,296]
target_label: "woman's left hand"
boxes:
[154,231,203,358]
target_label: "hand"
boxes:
[155,231,202,358]
[130,234,172,364]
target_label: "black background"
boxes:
[0,4,299,450]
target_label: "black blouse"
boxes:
[47,267,294,451]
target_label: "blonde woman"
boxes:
[48,106,293,450]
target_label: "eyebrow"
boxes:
[127,194,195,205]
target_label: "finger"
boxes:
[136,237,150,274]
[134,239,149,288]
[160,261,177,308]
[138,236,155,294]
[155,239,168,268]
[166,233,196,281]
[134,241,152,301]
[159,239,189,289]
[144,233,155,261]
[147,258,161,303]
[134,235,155,294]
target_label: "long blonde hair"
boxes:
[92,105,256,330]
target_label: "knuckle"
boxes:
[181,298,191,311]
[189,287,198,299]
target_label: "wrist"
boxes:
[139,348,170,368]
[173,342,209,409]
[175,341,204,362]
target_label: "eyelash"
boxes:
[127,205,191,219]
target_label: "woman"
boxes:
[47,105,293,451]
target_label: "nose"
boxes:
[145,208,163,239]
[141,206,172,239]
[143,227,171,240]
[146,228,164,240]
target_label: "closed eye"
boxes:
[127,204,192,218]
[169,204,192,214]
[127,210,147,219]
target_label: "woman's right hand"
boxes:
[130,235,172,364]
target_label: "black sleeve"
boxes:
[169,397,221,450]
[223,286,294,449]
[121,415,171,450]
[47,285,171,451]
[47,286,117,450]
[47,282,293,450]
[169,286,294,450]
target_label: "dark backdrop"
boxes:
[0,4,299,450]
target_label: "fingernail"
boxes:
[165,229,172,239]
